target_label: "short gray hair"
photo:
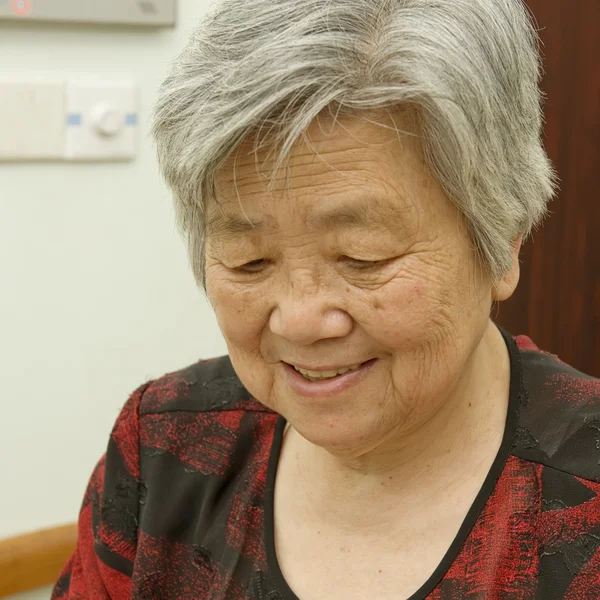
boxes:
[152,0,558,287]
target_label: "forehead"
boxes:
[215,108,421,192]
[205,193,414,242]
[209,109,428,237]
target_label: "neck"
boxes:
[280,322,511,528]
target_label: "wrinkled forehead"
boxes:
[209,108,426,232]
[204,192,418,245]
[209,166,418,244]
[213,107,423,196]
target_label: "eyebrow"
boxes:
[205,195,402,240]
[307,201,377,231]
[205,213,265,238]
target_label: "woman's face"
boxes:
[206,109,511,455]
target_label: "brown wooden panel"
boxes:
[0,524,76,597]
[496,0,600,377]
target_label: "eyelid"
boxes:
[341,256,389,269]
[235,259,268,273]
[231,256,393,274]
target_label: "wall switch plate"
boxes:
[0,79,139,162]
[0,79,65,160]
[65,81,138,161]
[0,0,176,27]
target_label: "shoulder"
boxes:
[88,357,277,583]
[138,354,273,416]
[108,355,277,482]
[130,358,278,563]
[132,355,278,482]
[512,334,600,482]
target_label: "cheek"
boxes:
[207,271,271,348]
[207,275,278,404]
[357,277,434,346]
[358,268,478,362]
[362,263,491,392]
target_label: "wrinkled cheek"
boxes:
[359,279,433,348]
[209,283,268,349]
[208,285,275,402]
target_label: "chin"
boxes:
[287,407,391,454]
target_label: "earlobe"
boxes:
[492,236,523,302]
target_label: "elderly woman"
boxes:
[53,0,600,598]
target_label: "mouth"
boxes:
[292,363,364,382]
[282,359,377,398]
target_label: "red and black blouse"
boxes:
[52,328,600,599]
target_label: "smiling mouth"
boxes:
[292,363,365,382]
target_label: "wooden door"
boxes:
[496,0,600,376]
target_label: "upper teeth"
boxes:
[294,364,362,381]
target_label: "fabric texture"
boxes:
[51,329,600,599]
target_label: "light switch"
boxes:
[65,81,138,161]
[0,80,65,160]
[0,79,139,162]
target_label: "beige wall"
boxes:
[0,0,227,561]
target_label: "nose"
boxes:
[269,283,354,346]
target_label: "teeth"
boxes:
[293,364,362,381]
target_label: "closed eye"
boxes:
[341,256,390,270]
[235,259,268,273]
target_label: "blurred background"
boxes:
[0,2,228,598]
[0,0,598,598]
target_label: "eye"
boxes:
[235,259,268,274]
[341,256,388,270]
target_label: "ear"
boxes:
[492,236,523,302]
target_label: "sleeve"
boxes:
[51,381,152,600]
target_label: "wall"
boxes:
[496,0,600,377]
[0,0,228,554]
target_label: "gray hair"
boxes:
[152,0,558,288]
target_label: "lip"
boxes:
[287,362,365,372]
[283,359,377,398]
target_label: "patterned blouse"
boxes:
[52,328,600,599]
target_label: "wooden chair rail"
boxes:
[0,524,77,598]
